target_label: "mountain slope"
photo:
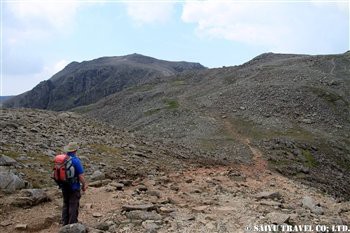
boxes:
[3,54,206,111]
[1,108,349,233]
[79,51,350,199]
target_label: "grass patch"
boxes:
[164,99,179,109]
[309,86,348,107]
[143,99,180,117]
[199,137,235,151]
[302,149,318,168]
[2,150,20,159]
[172,80,186,86]
[3,150,54,188]
[335,158,350,171]
[90,144,121,155]
[228,117,316,142]
[73,103,96,114]
[144,108,162,116]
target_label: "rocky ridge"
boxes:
[4,54,206,111]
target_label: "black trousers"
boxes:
[61,187,81,225]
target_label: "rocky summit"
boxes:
[1,52,350,232]
[3,54,205,111]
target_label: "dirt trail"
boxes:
[1,160,348,233]
[330,58,336,75]
[222,118,268,179]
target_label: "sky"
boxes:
[1,0,349,96]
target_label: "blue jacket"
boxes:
[67,152,84,191]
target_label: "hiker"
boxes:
[55,142,87,225]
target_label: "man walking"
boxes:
[60,142,87,225]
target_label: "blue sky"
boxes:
[1,0,349,95]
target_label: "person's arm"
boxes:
[79,174,87,191]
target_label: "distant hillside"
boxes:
[3,54,206,111]
[79,51,350,199]
[0,96,13,102]
[0,96,13,107]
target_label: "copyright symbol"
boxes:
[245,225,252,232]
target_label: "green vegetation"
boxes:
[143,99,180,116]
[228,117,315,142]
[302,149,318,168]
[164,99,179,109]
[144,108,162,116]
[90,144,121,155]
[334,156,350,171]
[223,75,236,84]
[172,80,186,86]
[3,149,53,188]
[73,103,97,114]
[310,86,348,107]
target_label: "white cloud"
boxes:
[2,59,69,96]
[125,1,176,25]
[4,0,83,44]
[9,1,80,29]
[182,1,291,49]
[181,0,349,53]
[310,0,349,12]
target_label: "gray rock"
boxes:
[12,189,51,207]
[0,166,9,172]
[137,185,148,192]
[122,204,156,212]
[301,196,324,215]
[45,150,56,157]
[95,221,114,231]
[147,190,161,198]
[125,210,162,221]
[95,224,108,231]
[15,224,27,230]
[119,179,133,186]
[0,171,26,193]
[89,179,111,187]
[0,155,18,166]
[266,212,290,224]
[90,170,105,181]
[110,182,124,191]
[59,223,87,233]
[142,220,160,232]
[92,212,103,218]
[255,191,282,200]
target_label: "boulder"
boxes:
[12,189,51,207]
[125,210,162,221]
[142,220,160,232]
[15,224,28,230]
[0,155,18,166]
[122,204,156,212]
[59,223,87,233]
[89,179,111,187]
[119,179,133,186]
[266,212,290,224]
[301,196,324,215]
[0,171,26,193]
[255,191,282,200]
[90,170,105,181]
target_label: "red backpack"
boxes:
[52,154,76,185]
